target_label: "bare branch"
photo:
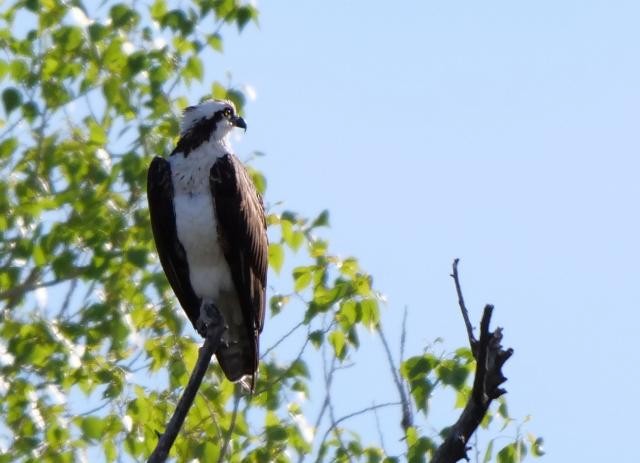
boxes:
[217,392,241,463]
[450,259,476,353]
[377,324,413,431]
[373,401,388,453]
[431,260,514,463]
[254,324,311,396]
[261,320,305,359]
[147,305,226,463]
[0,267,41,305]
[317,401,401,459]
[400,305,408,366]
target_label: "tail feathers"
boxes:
[216,343,257,392]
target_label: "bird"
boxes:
[147,100,267,391]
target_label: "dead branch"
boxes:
[431,260,514,463]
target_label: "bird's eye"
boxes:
[223,108,232,117]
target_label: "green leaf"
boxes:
[104,440,117,462]
[281,220,305,252]
[212,81,226,99]
[235,5,258,31]
[21,101,38,121]
[110,4,140,29]
[497,441,526,463]
[32,244,46,266]
[360,298,379,329]
[265,412,287,441]
[328,330,346,359]
[42,81,70,108]
[268,243,284,273]
[336,299,358,329]
[184,56,203,82]
[126,248,148,268]
[207,33,223,52]
[281,218,293,243]
[126,52,148,77]
[497,397,510,419]
[311,209,330,228]
[2,87,21,114]
[0,59,9,80]
[289,231,304,251]
[52,26,83,52]
[9,60,28,80]
[201,441,220,461]
[529,436,545,457]
[409,378,433,412]
[483,439,494,463]
[81,416,106,440]
[248,167,267,194]
[293,266,313,292]
[0,137,17,159]
[150,0,167,20]
[309,330,324,348]
[436,359,470,390]
[269,294,288,316]
[162,9,194,34]
[401,354,438,380]
[454,386,471,409]
[225,88,245,113]
[88,23,109,42]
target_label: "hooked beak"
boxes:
[232,115,247,131]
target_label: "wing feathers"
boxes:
[147,157,201,328]
[210,154,268,384]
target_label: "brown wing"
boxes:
[210,154,268,374]
[147,157,201,329]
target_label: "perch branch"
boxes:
[431,262,514,463]
[148,305,226,463]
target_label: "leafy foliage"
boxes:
[0,1,543,462]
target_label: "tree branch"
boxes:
[147,305,226,463]
[450,258,476,354]
[377,324,413,431]
[216,392,241,463]
[431,261,514,463]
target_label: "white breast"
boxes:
[169,145,233,300]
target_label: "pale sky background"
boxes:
[213,1,639,462]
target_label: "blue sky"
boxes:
[204,1,639,461]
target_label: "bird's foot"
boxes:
[196,302,225,338]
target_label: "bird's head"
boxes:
[180,100,247,142]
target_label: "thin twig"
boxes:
[400,306,408,367]
[373,400,387,453]
[317,402,401,457]
[311,342,343,463]
[147,306,226,463]
[377,325,413,431]
[451,258,477,352]
[79,400,110,416]
[254,325,311,396]
[57,277,78,319]
[217,392,241,463]
[261,320,305,359]
[325,359,349,462]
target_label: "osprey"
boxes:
[147,100,267,391]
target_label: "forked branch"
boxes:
[431,260,514,463]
